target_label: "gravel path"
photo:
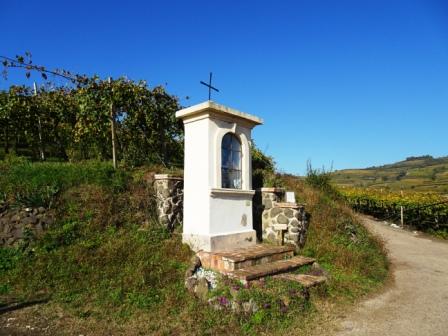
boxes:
[336,216,448,336]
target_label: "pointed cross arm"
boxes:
[200,81,219,92]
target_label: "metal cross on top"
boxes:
[200,72,219,100]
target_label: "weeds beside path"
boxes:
[0,165,389,335]
[335,215,448,336]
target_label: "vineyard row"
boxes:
[339,188,448,231]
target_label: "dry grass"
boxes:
[1,167,389,335]
[283,175,389,300]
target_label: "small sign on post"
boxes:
[400,190,404,227]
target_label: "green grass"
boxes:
[7,226,187,316]
[0,156,129,207]
[283,175,389,301]
[0,161,389,335]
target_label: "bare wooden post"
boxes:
[108,77,117,169]
[33,82,45,161]
[400,206,404,227]
[400,190,404,227]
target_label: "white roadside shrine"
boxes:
[176,101,263,252]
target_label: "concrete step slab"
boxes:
[198,244,295,271]
[273,273,327,288]
[228,255,316,282]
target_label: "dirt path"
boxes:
[336,216,448,336]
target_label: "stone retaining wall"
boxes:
[154,174,183,231]
[253,187,285,240]
[259,187,285,210]
[262,203,308,249]
[0,201,54,247]
[255,188,309,250]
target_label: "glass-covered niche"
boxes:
[221,133,242,189]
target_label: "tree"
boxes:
[251,143,278,188]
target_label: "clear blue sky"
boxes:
[2,0,447,174]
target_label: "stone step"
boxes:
[273,273,327,288]
[198,244,295,272]
[227,255,316,282]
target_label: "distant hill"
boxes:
[331,155,448,193]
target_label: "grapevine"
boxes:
[339,187,448,231]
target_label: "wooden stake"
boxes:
[400,206,404,227]
[108,77,117,169]
[400,190,404,227]
[33,82,45,161]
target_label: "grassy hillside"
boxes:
[331,155,448,193]
[0,160,388,335]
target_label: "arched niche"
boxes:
[214,126,251,190]
[221,132,242,189]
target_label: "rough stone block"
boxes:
[277,214,289,224]
[289,226,300,233]
[266,230,277,242]
[285,232,299,240]
[289,218,300,227]
[262,198,273,209]
[270,208,282,217]
[284,209,294,218]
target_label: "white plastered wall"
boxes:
[177,102,262,251]
[182,116,210,235]
[208,117,254,235]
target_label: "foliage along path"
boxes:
[335,216,448,336]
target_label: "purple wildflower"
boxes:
[218,296,230,306]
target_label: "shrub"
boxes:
[282,174,388,298]
[251,144,283,188]
[305,161,338,197]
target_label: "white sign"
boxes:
[286,191,296,203]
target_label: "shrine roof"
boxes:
[175,101,263,126]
